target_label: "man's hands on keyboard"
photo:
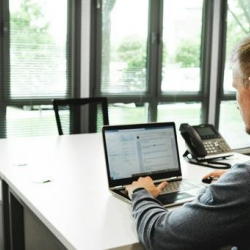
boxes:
[161,180,201,194]
[125,176,168,199]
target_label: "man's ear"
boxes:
[247,77,250,89]
[244,77,250,89]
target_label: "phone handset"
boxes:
[179,123,207,158]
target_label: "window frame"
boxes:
[214,0,232,128]
[0,0,81,138]
[90,0,214,124]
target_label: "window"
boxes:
[100,0,149,94]
[158,0,206,129]
[218,0,250,150]
[92,0,211,131]
[161,0,203,93]
[0,0,80,138]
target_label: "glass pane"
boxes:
[7,106,58,137]
[9,0,68,98]
[108,103,148,124]
[157,103,202,129]
[223,0,250,93]
[219,101,250,149]
[219,1,250,150]
[161,0,203,92]
[101,0,149,94]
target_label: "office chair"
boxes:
[52,97,109,135]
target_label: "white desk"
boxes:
[0,134,249,250]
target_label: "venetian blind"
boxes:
[0,0,78,138]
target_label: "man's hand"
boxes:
[202,169,227,182]
[125,176,168,199]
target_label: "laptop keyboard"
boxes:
[161,180,201,194]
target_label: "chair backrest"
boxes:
[52,97,109,135]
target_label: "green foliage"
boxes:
[117,36,147,91]
[10,0,61,94]
[10,0,53,48]
[175,40,200,68]
[226,0,250,58]
[162,43,167,68]
[116,36,168,91]
[118,36,146,69]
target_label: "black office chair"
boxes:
[52,97,109,135]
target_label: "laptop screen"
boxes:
[102,122,182,187]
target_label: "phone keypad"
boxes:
[203,140,231,154]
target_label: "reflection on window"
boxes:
[161,0,203,92]
[219,101,250,149]
[101,0,149,94]
[108,103,148,125]
[157,103,202,129]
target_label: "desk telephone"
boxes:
[179,123,232,169]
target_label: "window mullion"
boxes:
[200,0,214,123]
[148,0,163,120]
[208,0,227,127]
[0,0,10,138]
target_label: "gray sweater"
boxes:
[132,163,250,250]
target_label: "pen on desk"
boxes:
[13,163,28,167]
[42,179,51,183]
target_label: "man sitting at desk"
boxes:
[125,36,250,250]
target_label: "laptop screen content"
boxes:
[104,126,180,180]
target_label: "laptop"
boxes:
[102,122,203,208]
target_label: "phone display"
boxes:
[195,126,217,138]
